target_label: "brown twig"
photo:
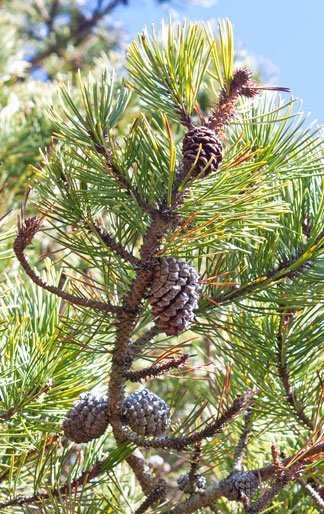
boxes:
[125,354,190,382]
[214,247,312,306]
[134,479,166,514]
[271,444,284,478]
[13,217,122,315]
[232,409,253,474]
[187,444,202,494]
[169,442,324,513]
[276,311,314,431]
[298,479,324,511]
[245,462,303,514]
[130,325,162,354]
[91,222,140,266]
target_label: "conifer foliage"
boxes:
[1,19,324,514]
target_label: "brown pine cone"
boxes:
[182,125,223,178]
[149,257,200,336]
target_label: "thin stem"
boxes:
[232,409,253,474]
[130,325,162,353]
[125,354,189,382]
[13,217,122,315]
[187,444,202,494]
[91,222,140,266]
[276,312,314,431]
[245,463,303,514]
[134,479,166,514]
[298,479,324,511]
[214,247,311,306]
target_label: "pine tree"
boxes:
[1,19,324,514]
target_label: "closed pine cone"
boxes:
[122,389,170,437]
[177,472,207,493]
[63,392,109,443]
[149,257,200,336]
[182,125,223,178]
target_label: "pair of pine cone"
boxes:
[63,389,170,443]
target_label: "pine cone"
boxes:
[148,257,200,336]
[224,471,259,500]
[177,472,207,493]
[182,125,223,178]
[122,389,170,437]
[233,471,259,497]
[63,392,109,443]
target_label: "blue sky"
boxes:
[112,0,323,124]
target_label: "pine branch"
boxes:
[276,312,314,431]
[126,450,156,496]
[169,441,324,514]
[298,479,324,511]
[107,208,182,492]
[46,0,60,34]
[121,390,256,450]
[232,409,253,474]
[134,479,166,514]
[130,325,162,353]
[13,217,122,315]
[101,156,157,216]
[187,444,202,494]
[125,354,190,382]
[245,462,303,514]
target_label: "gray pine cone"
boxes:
[148,257,200,336]
[177,472,207,493]
[182,125,223,178]
[122,389,170,437]
[223,471,259,500]
[63,392,109,443]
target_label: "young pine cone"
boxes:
[182,125,223,178]
[177,472,207,493]
[122,389,171,437]
[148,257,200,336]
[63,392,110,443]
